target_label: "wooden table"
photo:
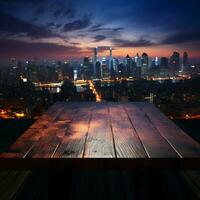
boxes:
[0,102,200,169]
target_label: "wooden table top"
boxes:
[1,102,200,169]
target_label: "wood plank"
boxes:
[124,103,179,158]
[54,103,92,158]
[137,102,200,157]
[8,102,78,158]
[84,103,115,158]
[29,102,64,129]
[6,107,66,157]
[26,104,78,158]
[108,103,147,158]
[3,128,43,157]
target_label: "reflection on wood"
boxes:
[1,102,200,159]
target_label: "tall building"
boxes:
[28,62,38,82]
[183,52,188,72]
[82,56,93,80]
[101,56,109,79]
[134,53,141,67]
[112,58,118,72]
[170,51,180,74]
[141,53,149,78]
[93,47,98,77]
[109,47,113,71]
[109,47,114,78]
[62,61,73,80]
[160,57,168,68]
[95,61,101,79]
[125,54,133,77]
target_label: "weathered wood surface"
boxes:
[1,102,200,161]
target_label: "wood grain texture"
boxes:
[108,103,147,158]
[124,103,179,158]
[25,103,78,158]
[1,102,200,160]
[137,102,200,157]
[54,103,92,158]
[84,103,115,158]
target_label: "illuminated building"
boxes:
[141,53,149,78]
[56,61,63,81]
[109,47,115,78]
[101,56,109,79]
[155,57,159,66]
[109,47,113,71]
[113,58,118,72]
[160,57,168,68]
[82,56,93,80]
[62,61,74,80]
[134,53,141,67]
[73,70,78,80]
[170,51,180,74]
[93,47,98,77]
[160,57,169,77]
[183,52,188,72]
[95,61,101,79]
[125,54,133,77]
[28,61,38,82]
[37,65,48,82]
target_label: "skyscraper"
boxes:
[93,47,98,77]
[109,47,114,78]
[125,54,133,77]
[101,56,109,79]
[160,57,168,68]
[134,53,141,67]
[170,51,180,74]
[83,56,92,80]
[183,52,188,72]
[109,47,113,70]
[141,53,149,78]
[95,61,101,79]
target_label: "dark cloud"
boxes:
[89,25,124,33]
[62,8,75,18]
[47,22,63,29]
[31,17,38,22]
[161,30,200,45]
[112,38,155,47]
[0,39,82,57]
[113,28,124,32]
[93,35,107,42]
[34,6,46,15]
[53,7,65,17]
[53,7,75,18]
[47,22,55,27]
[0,0,40,5]
[0,11,58,39]
[56,24,62,28]
[63,15,91,32]
[90,23,103,31]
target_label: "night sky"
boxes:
[0,0,200,60]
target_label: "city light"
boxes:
[88,80,101,102]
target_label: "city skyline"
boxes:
[0,0,200,60]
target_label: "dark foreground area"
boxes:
[0,119,200,200]
[1,170,200,200]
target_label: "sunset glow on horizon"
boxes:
[0,0,199,61]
